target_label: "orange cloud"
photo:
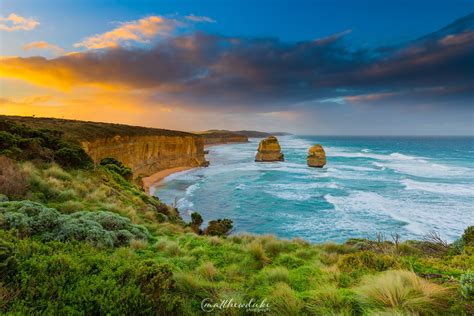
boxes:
[74,16,178,49]
[23,41,65,55]
[0,95,54,107]
[0,56,83,90]
[0,86,179,129]
[0,13,39,31]
[0,56,127,91]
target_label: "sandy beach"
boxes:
[142,166,194,194]
[144,142,246,194]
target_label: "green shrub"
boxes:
[261,235,290,257]
[204,218,233,236]
[460,272,474,299]
[0,201,148,247]
[274,254,305,269]
[0,130,16,146]
[338,251,398,273]
[324,241,356,254]
[55,144,92,169]
[0,120,92,169]
[136,260,182,312]
[0,239,17,280]
[2,238,169,314]
[100,158,133,180]
[462,226,474,247]
[190,212,203,234]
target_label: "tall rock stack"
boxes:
[255,136,284,162]
[307,144,326,168]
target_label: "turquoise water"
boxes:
[154,136,474,243]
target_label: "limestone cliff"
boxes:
[198,130,249,145]
[307,144,326,168]
[81,135,207,178]
[255,136,284,162]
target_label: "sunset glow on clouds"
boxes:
[74,16,180,49]
[0,13,39,31]
[0,1,473,135]
[23,41,65,55]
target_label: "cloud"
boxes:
[1,14,473,112]
[185,14,216,23]
[440,31,474,46]
[23,41,65,55]
[74,16,179,49]
[345,92,398,103]
[0,13,39,31]
[314,29,352,45]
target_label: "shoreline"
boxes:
[142,166,194,194]
[145,140,250,195]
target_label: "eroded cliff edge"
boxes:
[81,134,207,178]
[1,115,208,179]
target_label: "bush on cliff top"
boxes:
[0,201,148,247]
[204,218,233,237]
[0,119,92,169]
[99,157,133,180]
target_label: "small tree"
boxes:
[204,219,233,237]
[190,212,203,234]
[462,226,474,247]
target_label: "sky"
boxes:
[0,0,473,135]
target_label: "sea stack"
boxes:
[307,144,326,168]
[255,136,284,162]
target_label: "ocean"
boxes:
[154,136,474,243]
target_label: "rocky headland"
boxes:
[197,130,249,146]
[233,130,292,138]
[1,116,208,181]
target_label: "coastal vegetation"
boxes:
[1,118,473,315]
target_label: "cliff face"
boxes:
[198,130,248,145]
[0,116,209,179]
[81,135,207,178]
[203,135,249,145]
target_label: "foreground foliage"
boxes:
[0,201,149,247]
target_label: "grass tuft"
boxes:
[356,270,450,314]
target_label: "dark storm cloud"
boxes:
[2,13,473,110]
